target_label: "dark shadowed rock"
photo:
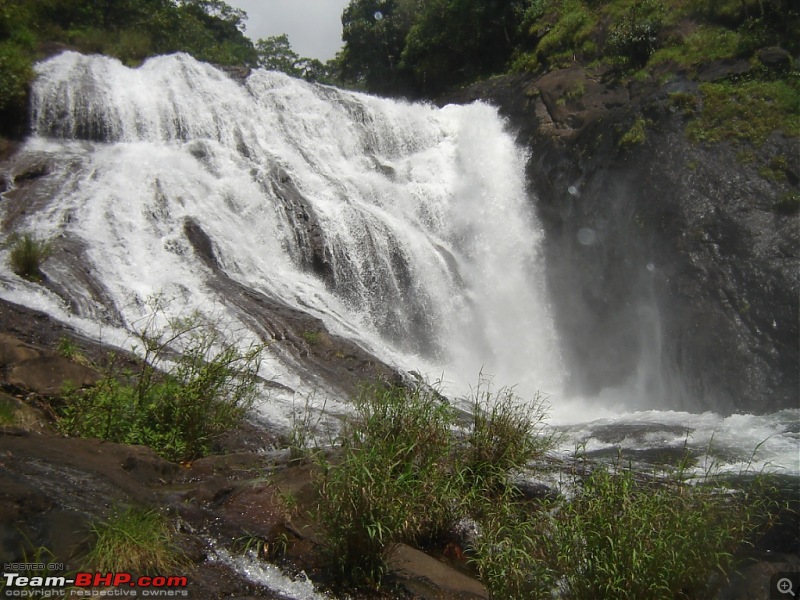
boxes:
[758,47,792,70]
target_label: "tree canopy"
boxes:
[338,0,529,96]
[255,34,336,83]
[336,0,799,97]
[0,0,258,137]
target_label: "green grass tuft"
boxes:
[7,232,53,281]
[0,396,15,425]
[316,383,462,586]
[85,506,185,574]
[314,378,554,589]
[465,379,552,486]
[550,462,777,599]
[619,116,649,149]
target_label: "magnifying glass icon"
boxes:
[778,578,796,596]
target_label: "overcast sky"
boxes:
[224,0,351,61]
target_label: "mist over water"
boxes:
[3,52,797,476]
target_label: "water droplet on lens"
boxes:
[374,11,383,20]
[568,185,578,196]
[577,228,596,245]
[646,263,655,272]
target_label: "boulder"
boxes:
[0,333,100,395]
[387,543,489,600]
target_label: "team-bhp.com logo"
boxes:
[2,571,188,597]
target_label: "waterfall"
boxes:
[12,51,563,401]
[1,51,797,476]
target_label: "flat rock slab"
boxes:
[387,543,488,600]
[0,333,100,395]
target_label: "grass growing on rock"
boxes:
[308,378,779,598]
[465,381,552,486]
[314,378,553,589]
[551,460,777,599]
[315,383,463,586]
[85,506,185,574]
[6,232,52,281]
[688,79,800,147]
[0,395,14,425]
[58,300,264,462]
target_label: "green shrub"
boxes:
[607,0,665,67]
[110,29,154,66]
[471,455,776,600]
[58,303,264,462]
[287,393,327,462]
[469,491,557,600]
[465,379,552,486]
[0,41,33,113]
[301,330,320,346]
[669,90,700,115]
[618,115,648,148]
[649,25,741,69]
[313,378,558,589]
[316,383,464,586]
[7,232,53,281]
[85,506,185,574]
[551,463,776,599]
[531,0,599,69]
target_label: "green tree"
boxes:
[401,0,528,95]
[255,35,337,83]
[179,0,247,32]
[340,0,418,94]
[256,34,302,76]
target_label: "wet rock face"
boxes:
[443,69,799,414]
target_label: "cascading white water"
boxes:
[2,51,797,478]
[19,50,563,400]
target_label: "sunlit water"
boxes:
[208,541,330,599]
[2,52,797,483]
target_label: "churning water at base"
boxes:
[1,52,797,478]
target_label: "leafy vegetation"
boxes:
[254,34,335,82]
[0,0,259,137]
[85,506,185,574]
[315,383,463,585]
[335,0,798,158]
[774,192,800,214]
[468,459,776,600]
[6,232,53,281]
[314,379,553,588]
[307,378,777,597]
[58,301,264,462]
[465,381,552,485]
[618,115,649,149]
[550,463,776,599]
[687,79,800,146]
[0,395,14,425]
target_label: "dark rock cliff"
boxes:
[443,68,799,414]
